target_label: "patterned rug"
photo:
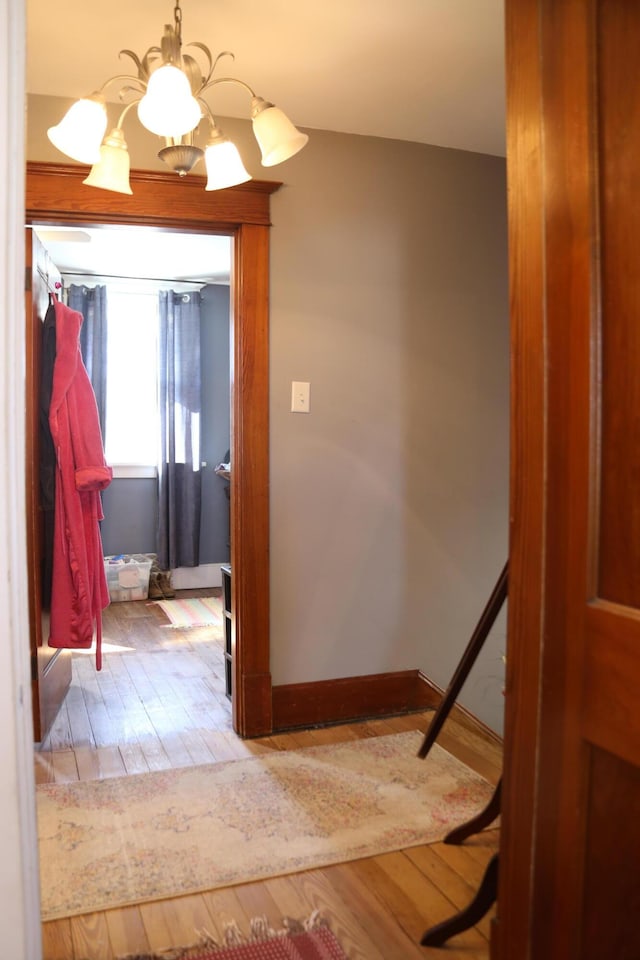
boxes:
[153,596,222,628]
[36,730,492,921]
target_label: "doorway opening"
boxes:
[33,222,236,762]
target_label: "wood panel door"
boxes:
[25,228,72,741]
[498,1,640,958]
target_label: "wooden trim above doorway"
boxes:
[25,161,280,738]
[25,162,280,228]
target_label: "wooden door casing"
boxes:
[25,162,280,739]
[26,228,72,741]
[498,2,640,958]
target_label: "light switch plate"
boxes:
[291,380,310,413]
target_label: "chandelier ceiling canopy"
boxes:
[47,0,309,194]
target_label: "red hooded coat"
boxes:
[48,297,112,670]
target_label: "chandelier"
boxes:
[47,0,309,195]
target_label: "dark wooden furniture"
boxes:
[418,563,507,948]
[221,563,232,700]
[418,562,507,760]
[421,785,501,948]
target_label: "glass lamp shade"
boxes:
[137,64,202,138]
[47,96,108,165]
[83,128,133,195]
[251,99,308,167]
[204,137,251,191]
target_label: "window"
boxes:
[104,288,159,468]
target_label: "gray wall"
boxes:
[101,478,157,556]
[28,95,509,733]
[268,129,509,732]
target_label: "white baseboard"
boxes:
[170,563,223,589]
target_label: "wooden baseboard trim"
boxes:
[270,669,503,747]
[236,671,273,739]
[272,669,434,732]
[417,671,503,747]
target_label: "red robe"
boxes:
[48,297,112,670]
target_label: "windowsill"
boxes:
[110,464,158,480]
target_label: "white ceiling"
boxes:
[33,226,232,284]
[27,0,506,281]
[26,0,506,157]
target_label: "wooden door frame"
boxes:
[498,0,605,955]
[25,161,280,738]
[495,0,546,953]
[25,227,72,741]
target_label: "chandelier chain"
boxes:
[174,1,182,43]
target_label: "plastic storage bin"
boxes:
[104,554,153,602]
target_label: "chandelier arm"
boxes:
[185,42,215,85]
[197,97,216,129]
[114,98,142,130]
[200,76,257,100]
[97,74,148,96]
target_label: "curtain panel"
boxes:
[157,290,203,569]
[67,284,108,439]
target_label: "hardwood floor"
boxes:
[36,589,234,781]
[36,592,502,959]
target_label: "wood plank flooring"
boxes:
[36,592,503,960]
[37,589,233,778]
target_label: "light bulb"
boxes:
[47,95,108,165]
[251,98,308,167]
[138,64,202,138]
[83,128,133,195]
[205,134,251,191]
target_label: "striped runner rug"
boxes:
[118,914,347,959]
[153,596,222,628]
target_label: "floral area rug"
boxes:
[152,597,222,628]
[37,730,493,921]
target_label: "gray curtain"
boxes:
[68,284,107,439]
[157,289,202,570]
